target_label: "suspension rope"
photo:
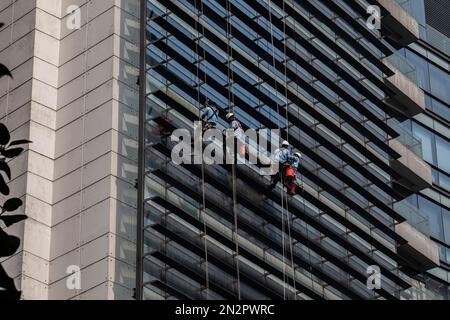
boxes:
[225,0,241,300]
[267,0,289,299]
[279,0,298,300]
[194,0,210,300]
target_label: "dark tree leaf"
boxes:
[8,139,32,147]
[0,229,20,257]
[0,64,12,79]
[0,123,10,145]
[0,160,11,180]
[1,147,23,158]
[2,198,23,212]
[0,173,10,195]
[0,261,21,299]
[0,214,27,227]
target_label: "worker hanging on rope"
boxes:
[226,112,247,158]
[268,140,292,190]
[201,100,219,132]
[285,152,302,195]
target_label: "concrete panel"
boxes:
[21,274,49,300]
[52,192,81,226]
[7,80,33,114]
[34,30,60,66]
[55,118,83,157]
[54,146,82,180]
[29,120,56,159]
[31,102,57,129]
[57,75,85,108]
[84,100,113,140]
[87,36,114,71]
[85,79,113,113]
[0,58,33,97]
[80,199,110,244]
[0,29,34,70]
[22,251,49,284]
[3,102,31,132]
[25,195,52,227]
[23,218,51,261]
[33,57,59,88]
[28,149,55,180]
[36,0,62,19]
[86,8,115,48]
[26,172,53,204]
[35,7,61,39]
[82,153,112,188]
[58,53,86,87]
[31,79,58,110]
[50,214,81,259]
[53,168,82,203]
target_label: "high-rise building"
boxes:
[1,0,449,300]
[0,0,140,299]
[138,0,448,300]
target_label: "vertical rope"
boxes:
[225,0,241,300]
[267,0,289,299]
[193,0,210,300]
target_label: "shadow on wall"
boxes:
[0,22,33,300]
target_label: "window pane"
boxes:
[436,136,450,174]
[418,196,444,241]
[442,209,450,246]
[429,64,450,102]
[439,173,450,192]
[412,122,435,164]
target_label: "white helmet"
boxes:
[294,152,302,158]
[226,113,234,120]
[281,140,289,147]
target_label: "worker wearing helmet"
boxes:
[226,112,246,158]
[290,152,302,171]
[268,140,292,190]
[201,100,219,131]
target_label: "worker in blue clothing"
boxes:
[201,100,219,131]
[290,152,302,171]
[268,140,292,190]
[226,112,246,158]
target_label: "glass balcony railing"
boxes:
[388,119,423,158]
[426,25,450,56]
[394,199,430,237]
[395,0,412,14]
[386,51,418,84]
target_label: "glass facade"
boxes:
[397,0,450,299]
[136,0,449,300]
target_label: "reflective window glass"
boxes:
[435,136,450,174]
[418,196,444,241]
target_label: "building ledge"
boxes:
[377,0,419,46]
[389,139,432,192]
[383,60,426,117]
[396,221,440,272]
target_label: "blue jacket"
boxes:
[201,106,218,125]
[274,148,291,164]
[289,156,301,170]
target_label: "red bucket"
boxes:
[284,166,296,178]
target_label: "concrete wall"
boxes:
[0,0,139,299]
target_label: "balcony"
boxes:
[394,200,439,273]
[383,56,426,118]
[388,120,432,192]
[376,0,419,46]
